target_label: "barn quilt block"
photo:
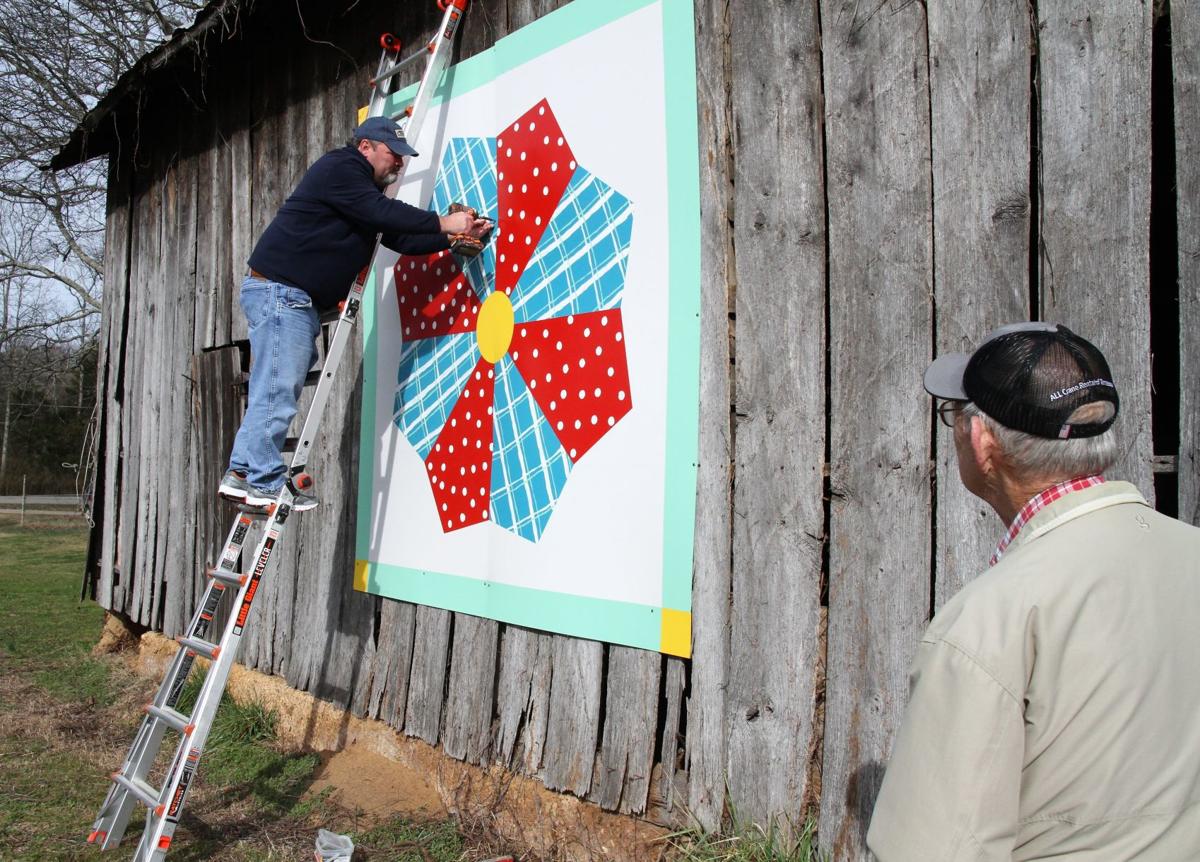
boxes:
[354,0,700,657]
[392,100,634,541]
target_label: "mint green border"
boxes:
[355,0,700,652]
[363,560,665,651]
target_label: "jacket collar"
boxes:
[1003,480,1148,556]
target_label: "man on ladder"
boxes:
[218,114,491,510]
[89,3,482,858]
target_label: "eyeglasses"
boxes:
[936,400,966,428]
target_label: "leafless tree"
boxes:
[0,0,205,487]
[0,0,205,336]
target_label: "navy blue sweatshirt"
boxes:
[248,146,450,309]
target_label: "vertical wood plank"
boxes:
[505,0,568,33]
[685,0,733,832]
[588,646,660,814]
[97,153,134,611]
[228,43,254,345]
[818,2,934,859]
[191,347,242,602]
[493,625,553,772]
[161,115,202,639]
[404,604,453,743]
[362,599,417,726]
[114,164,145,616]
[148,142,182,633]
[657,657,686,815]
[928,0,1031,607]
[442,613,499,764]
[1175,1,1199,526]
[457,0,506,63]
[128,148,163,626]
[540,636,602,796]
[1038,4,1154,495]
[725,0,826,828]
[194,48,239,352]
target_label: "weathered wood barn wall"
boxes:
[56,0,1196,858]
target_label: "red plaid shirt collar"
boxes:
[989,475,1106,566]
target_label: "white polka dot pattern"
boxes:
[509,309,633,462]
[425,357,496,532]
[494,98,576,298]
[393,249,481,339]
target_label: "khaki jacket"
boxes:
[867,482,1200,860]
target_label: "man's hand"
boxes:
[463,217,493,239]
[440,210,477,235]
[442,203,494,239]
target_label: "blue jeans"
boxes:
[226,276,320,493]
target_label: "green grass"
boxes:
[0,519,102,665]
[664,815,827,862]
[356,819,465,860]
[172,673,321,817]
[0,518,470,861]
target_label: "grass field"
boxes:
[0,516,470,861]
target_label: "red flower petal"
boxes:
[508,309,632,463]
[494,99,577,298]
[424,358,496,532]
[395,250,480,339]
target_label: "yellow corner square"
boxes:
[353,559,370,592]
[660,608,692,658]
[356,105,368,125]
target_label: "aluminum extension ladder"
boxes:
[86,2,469,858]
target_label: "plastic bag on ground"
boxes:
[313,828,354,862]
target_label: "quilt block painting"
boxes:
[354,0,700,656]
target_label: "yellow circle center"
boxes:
[476,291,514,363]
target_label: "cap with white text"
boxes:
[923,322,1119,439]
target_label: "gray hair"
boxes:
[962,401,1118,479]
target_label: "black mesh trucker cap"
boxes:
[923,322,1119,439]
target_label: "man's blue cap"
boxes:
[353,116,419,157]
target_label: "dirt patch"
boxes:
[308,746,447,825]
[92,611,145,655]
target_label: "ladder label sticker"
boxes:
[165,747,201,821]
[232,534,276,635]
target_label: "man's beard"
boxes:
[376,170,399,189]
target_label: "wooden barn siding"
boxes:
[1177,1,1199,528]
[819,2,935,856]
[1039,3,1154,496]
[87,0,1181,851]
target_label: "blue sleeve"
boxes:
[384,232,451,256]
[322,157,443,236]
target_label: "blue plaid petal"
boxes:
[510,167,633,322]
[489,354,572,542]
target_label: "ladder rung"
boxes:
[145,703,193,735]
[281,437,299,454]
[370,43,429,85]
[205,566,247,587]
[112,772,160,810]
[236,501,272,514]
[177,636,220,660]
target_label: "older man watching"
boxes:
[867,322,1200,860]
